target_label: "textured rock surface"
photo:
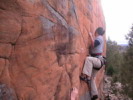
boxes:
[0,0,105,100]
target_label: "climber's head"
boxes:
[95,27,105,36]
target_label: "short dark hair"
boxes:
[95,27,105,35]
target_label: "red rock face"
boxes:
[0,0,105,100]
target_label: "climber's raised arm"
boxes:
[89,32,94,47]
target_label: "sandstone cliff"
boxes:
[0,0,106,100]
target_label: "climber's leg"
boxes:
[82,57,93,78]
[82,56,101,77]
[90,68,101,99]
[80,56,101,99]
[86,57,101,99]
[90,75,98,99]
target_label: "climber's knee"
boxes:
[86,56,93,62]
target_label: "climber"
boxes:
[80,27,106,100]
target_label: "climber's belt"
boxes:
[91,53,102,57]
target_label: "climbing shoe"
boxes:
[80,75,88,82]
[80,75,90,83]
[91,95,98,100]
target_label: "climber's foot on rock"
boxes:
[91,95,98,100]
[80,73,90,83]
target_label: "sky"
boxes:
[101,0,133,44]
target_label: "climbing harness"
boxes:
[93,56,106,70]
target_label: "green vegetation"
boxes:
[106,39,123,79]
[106,25,133,98]
[120,25,133,98]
